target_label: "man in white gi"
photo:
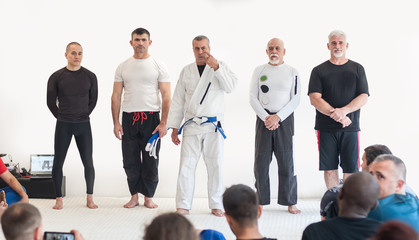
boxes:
[168,35,237,216]
[111,28,171,209]
[249,38,301,214]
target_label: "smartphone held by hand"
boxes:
[44,231,75,240]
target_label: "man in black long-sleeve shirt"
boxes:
[47,42,98,210]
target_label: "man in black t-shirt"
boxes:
[302,172,381,240]
[47,42,98,210]
[308,30,369,189]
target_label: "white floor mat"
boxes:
[0,197,320,240]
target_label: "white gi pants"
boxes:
[176,131,224,210]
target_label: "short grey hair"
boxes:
[192,35,210,46]
[374,154,406,181]
[328,30,347,41]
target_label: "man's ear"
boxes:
[225,214,233,226]
[257,205,262,219]
[395,179,405,193]
[34,225,43,240]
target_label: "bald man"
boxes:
[302,172,381,240]
[249,38,301,214]
[368,154,419,232]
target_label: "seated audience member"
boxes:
[223,184,277,240]
[1,202,84,240]
[143,212,225,240]
[368,154,419,232]
[320,144,392,220]
[0,157,28,206]
[302,172,381,240]
[371,221,419,240]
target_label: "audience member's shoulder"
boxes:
[199,229,225,240]
[405,185,418,199]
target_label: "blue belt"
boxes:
[178,116,226,139]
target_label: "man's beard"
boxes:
[333,49,344,58]
[269,53,280,65]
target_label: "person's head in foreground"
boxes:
[143,212,197,240]
[371,220,419,240]
[1,202,43,240]
[1,202,84,240]
[369,154,406,199]
[337,171,380,217]
[223,184,270,239]
[361,144,392,171]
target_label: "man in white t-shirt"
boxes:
[249,38,301,214]
[111,28,171,209]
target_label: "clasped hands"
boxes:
[330,108,351,128]
[265,115,280,131]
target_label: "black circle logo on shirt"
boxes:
[261,85,269,93]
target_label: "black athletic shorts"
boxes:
[316,130,360,173]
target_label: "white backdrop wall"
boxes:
[0,0,418,200]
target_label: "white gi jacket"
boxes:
[168,61,237,136]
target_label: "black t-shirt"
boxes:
[308,60,369,132]
[47,67,98,122]
[302,217,380,240]
[197,65,206,76]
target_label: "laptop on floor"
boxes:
[30,154,54,179]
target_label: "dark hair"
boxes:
[371,221,419,240]
[192,35,210,45]
[223,184,259,227]
[143,213,196,240]
[1,203,42,240]
[374,154,406,181]
[131,28,150,40]
[66,42,82,52]
[364,144,392,166]
[339,172,380,212]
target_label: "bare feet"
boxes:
[144,197,158,209]
[176,208,190,215]
[86,194,98,209]
[123,194,139,208]
[53,197,63,210]
[288,205,301,214]
[211,209,225,217]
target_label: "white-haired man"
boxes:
[249,38,301,214]
[308,30,369,189]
